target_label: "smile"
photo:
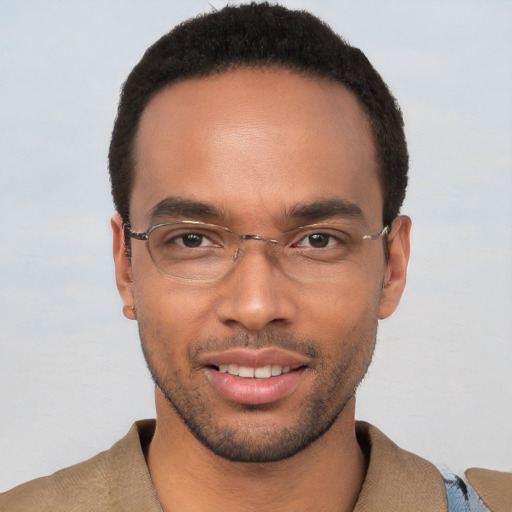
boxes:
[201,348,310,404]
[217,364,294,379]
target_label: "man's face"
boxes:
[113,69,408,462]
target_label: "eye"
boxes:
[295,232,343,249]
[171,232,218,248]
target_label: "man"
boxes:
[1,3,510,511]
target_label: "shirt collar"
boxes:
[354,421,447,511]
[111,420,447,511]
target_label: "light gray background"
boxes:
[1,0,511,491]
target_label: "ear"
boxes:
[111,214,137,320]
[378,215,412,319]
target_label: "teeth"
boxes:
[254,365,271,378]
[271,365,282,376]
[217,364,294,379]
[238,366,255,378]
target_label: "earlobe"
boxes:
[378,215,412,320]
[111,214,137,320]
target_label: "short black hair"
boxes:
[109,2,408,228]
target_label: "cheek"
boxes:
[314,262,383,311]
[298,277,381,342]
[132,269,219,341]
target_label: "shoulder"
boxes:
[0,420,160,512]
[0,449,112,512]
[464,468,512,512]
[440,467,511,512]
[356,421,511,512]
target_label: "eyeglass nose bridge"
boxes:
[232,233,282,263]
[238,233,280,243]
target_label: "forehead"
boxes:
[131,68,381,229]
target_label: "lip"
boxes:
[200,347,310,368]
[201,348,309,405]
[206,366,306,405]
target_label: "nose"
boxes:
[215,244,298,332]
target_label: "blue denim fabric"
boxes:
[443,472,491,512]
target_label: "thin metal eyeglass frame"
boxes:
[124,221,389,279]
[125,220,389,244]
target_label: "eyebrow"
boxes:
[148,197,227,223]
[284,198,365,224]
[147,196,365,227]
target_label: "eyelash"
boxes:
[166,229,350,249]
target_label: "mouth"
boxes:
[214,363,299,379]
[202,348,309,405]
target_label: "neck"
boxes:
[147,390,366,512]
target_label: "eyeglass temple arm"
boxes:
[362,225,389,241]
[123,224,149,241]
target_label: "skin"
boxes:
[112,68,411,512]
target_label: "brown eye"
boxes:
[292,228,350,252]
[179,233,205,248]
[307,233,331,248]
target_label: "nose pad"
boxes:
[230,238,281,271]
[232,247,243,263]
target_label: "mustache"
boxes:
[189,331,321,361]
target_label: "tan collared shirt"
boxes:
[1,420,509,511]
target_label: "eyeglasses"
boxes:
[125,220,389,282]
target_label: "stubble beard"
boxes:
[139,323,377,463]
